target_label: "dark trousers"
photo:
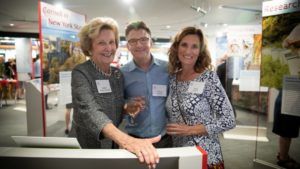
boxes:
[129,134,173,148]
[45,94,49,109]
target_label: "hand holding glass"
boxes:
[126,96,146,118]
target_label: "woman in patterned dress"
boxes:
[166,26,236,168]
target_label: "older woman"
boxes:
[166,26,236,168]
[72,17,159,168]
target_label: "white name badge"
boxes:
[187,81,205,94]
[152,84,167,97]
[96,80,112,93]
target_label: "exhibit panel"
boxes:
[39,1,86,136]
[255,0,300,167]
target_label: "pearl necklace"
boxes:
[90,59,111,77]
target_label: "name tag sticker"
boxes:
[96,80,112,93]
[152,84,167,97]
[188,82,205,94]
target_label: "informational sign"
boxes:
[261,0,300,90]
[239,70,260,92]
[41,2,85,41]
[38,2,86,136]
[263,0,300,17]
[59,71,72,105]
[40,1,85,105]
[282,76,300,117]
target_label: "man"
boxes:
[34,54,41,78]
[0,56,5,78]
[216,58,236,117]
[121,21,171,148]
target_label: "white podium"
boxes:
[0,146,207,169]
[25,79,44,136]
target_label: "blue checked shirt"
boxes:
[121,56,169,138]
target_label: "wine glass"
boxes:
[126,96,147,126]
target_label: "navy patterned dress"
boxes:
[166,70,236,166]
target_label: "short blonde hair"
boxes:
[78,17,119,57]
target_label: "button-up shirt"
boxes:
[121,56,169,138]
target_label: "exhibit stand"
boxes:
[0,146,207,169]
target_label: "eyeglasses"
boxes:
[127,37,150,46]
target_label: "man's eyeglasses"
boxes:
[127,37,150,46]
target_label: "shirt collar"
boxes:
[127,54,161,72]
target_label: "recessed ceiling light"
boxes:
[219,23,228,27]
[123,0,134,4]
[10,23,14,26]
[166,25,171,29]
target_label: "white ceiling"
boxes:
[0,0,264,38]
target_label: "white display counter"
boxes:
[0,146,207,169]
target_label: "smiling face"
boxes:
[91,29,116,68]
[126,29,152,62]
[178,34,200,68]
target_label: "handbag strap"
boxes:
[175,75,198,145]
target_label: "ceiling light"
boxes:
[123,0,134,4]
[191,5,207,15]
[219,23,228,27]
[166,25,171,29]
[191,0,211,15]
[10,23,14,26]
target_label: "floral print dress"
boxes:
[166,70,236,166]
